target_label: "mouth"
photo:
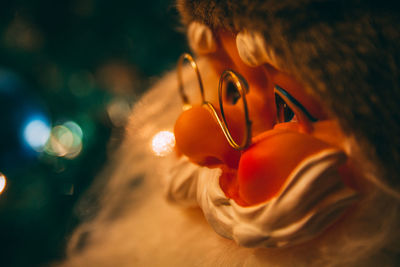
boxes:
[218,167,247,206]
[196,156,224,168]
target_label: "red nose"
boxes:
[174,105,245,168]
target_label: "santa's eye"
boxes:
[275,93,295,123]
[274,85,317,124]
[224,73,248,105]
[225,81,241,104]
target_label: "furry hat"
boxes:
[177,0,400,191]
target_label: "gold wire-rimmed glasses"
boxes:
[177,53,252,150]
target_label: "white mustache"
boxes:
[165,149,359,248]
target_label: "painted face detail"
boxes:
[169,27,359,247]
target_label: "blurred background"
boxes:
[0,0,186,266]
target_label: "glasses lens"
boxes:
[218,70,251,150]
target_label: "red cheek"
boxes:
[237,130,334,205]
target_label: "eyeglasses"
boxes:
[177,53,317,151]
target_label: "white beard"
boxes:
[58,60,400,267]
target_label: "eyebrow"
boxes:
[275,85,318,122]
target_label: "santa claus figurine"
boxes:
[60,1,400,266]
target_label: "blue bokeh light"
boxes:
[23,116,51,152]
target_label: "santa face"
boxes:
[168,24,364,247]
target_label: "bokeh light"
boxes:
[107,98,131,127]
[23,117,51,152]
[151,130,175,157]
[0,173,6,194]
[68,71,95,97]
[63,121,83,139]
[4,15,43,51]
[44,121,83,159]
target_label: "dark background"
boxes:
[0,0,186,266]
